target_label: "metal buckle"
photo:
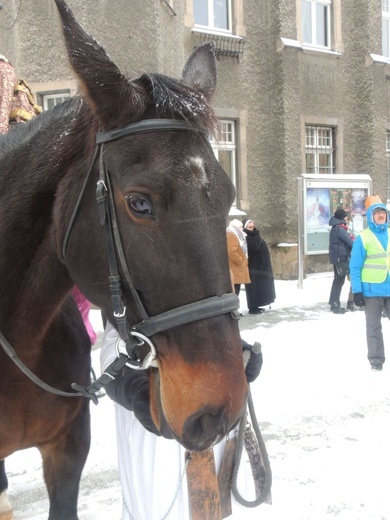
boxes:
[97,179,107,191]
[115,332,158,370]
[113,306,126,318]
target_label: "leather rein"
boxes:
[0,119,240,404]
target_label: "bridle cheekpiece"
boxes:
[64,119,240,401]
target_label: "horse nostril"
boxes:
[182,408,232,451]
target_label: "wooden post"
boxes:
[186,450,222,520]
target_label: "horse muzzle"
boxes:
[181,404,245,451]
[149,351,248,452]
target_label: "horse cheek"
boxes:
[148,360,200,438]
[148,369,164,433]
[156,358,247,440]
[158,362,198,438]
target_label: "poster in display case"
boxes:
[298,174,372,256]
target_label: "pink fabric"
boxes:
[72,286,97,346]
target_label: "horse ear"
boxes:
[54,0,144,127]
[181,42,217,101]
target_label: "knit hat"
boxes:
[243,219,254,229]
[229,219,243,230]
[334,208,348,220]
[364,195,382,209]
[372,205,387,216]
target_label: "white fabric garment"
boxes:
[100,322,260,520]
[115,404,190,520]
[227,219,248,257]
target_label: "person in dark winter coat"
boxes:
[242,218,276,314]
[328,208,355,314]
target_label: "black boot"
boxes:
[347,301,355,311]
[248,308,265,315]
[330,303,346,314]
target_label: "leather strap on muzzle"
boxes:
[132,292,240,337]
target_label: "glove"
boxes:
[353,292,365,307]
[242,340,263,383]
[105,367,162,436]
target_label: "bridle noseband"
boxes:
[62,118,240,400]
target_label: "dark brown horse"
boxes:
[0,0,248,518]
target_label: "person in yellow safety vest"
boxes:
[350,201,390,371]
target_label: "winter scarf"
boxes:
[227,219,248,257]
[339,223,355,242]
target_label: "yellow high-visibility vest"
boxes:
[360,228,390,283]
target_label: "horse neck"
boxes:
[0,106,97,349]
[6,234,74,350]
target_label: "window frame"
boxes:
[301,0,332,50]
[305,125,336,174]
[193,0,233,34]
[40,91,70,111]
[383,0,390,58]
[210,119,237,202]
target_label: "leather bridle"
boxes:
[63,118,240,401]
[1,119,240,403]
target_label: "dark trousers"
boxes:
[364,297,390,364]
[329,265,346,306]
[234,283,241,296]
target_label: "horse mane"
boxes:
[0,97,88,155]
[0,70,218,159]
[132,72,219,137]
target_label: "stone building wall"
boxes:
[1,0,390,279]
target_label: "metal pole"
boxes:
[297,177,304,289]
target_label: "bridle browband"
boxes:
[0,118,240,403]
[96,118,208,144]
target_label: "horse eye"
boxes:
[126,193,154,217]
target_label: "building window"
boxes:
[386,131,390,203]
[193,0,232,33]
[383,0,390,58]
[301,0,331,49]
[210,120,237,195]
[305,125,335,174]
[41,91,70,111]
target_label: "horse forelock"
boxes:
[134,73,218,136]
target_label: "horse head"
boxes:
[54,0,248,451]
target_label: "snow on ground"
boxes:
[5,272,390,519]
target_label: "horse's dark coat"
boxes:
[0,0,248,518]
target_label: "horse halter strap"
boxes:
[73,119,240,371]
